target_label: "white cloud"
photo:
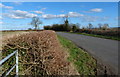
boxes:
[12,10,28,15]
[4,14,24,19]
[68,12,84,17]
[90,8,103,12]
[84,8,103,13]
[26,13,37,18]
[41,14,57,19]
[41,12,84,19]
[42,14,68,19]
[4,6,13,9]
[33,11,44,14]
[57,14,66,18]
[0,16,3,19]
[0,3,13,9]
[0,21,3,24]
[13,2,22,5]
[0,3,4,7]
[3,10,37,19]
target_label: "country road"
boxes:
[57,32,118,75]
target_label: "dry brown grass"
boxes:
[2,30,78,75]
[0,31,30,50]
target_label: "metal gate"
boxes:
[0,50,18,77]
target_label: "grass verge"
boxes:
[57,35,97,75]
[68,32,120,41]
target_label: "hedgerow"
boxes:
[2,30,77,76]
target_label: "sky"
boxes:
[0,2,119,30]
[2,0,120,2]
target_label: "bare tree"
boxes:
[88,23,93,29]
[102,23,109,30]
[30,17,42,30]
[98,23,103,29]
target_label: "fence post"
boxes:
[16,50,18,77]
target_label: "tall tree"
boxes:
[64,19,71,31]
[30,17,42,30]
[72,25,77,32]
[88,23,93,29]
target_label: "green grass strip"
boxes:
[57,35,97,75]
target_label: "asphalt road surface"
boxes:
[57,32,118,74]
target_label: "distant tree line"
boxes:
[44,24,80,32]
[44,19,80,32]
[77,29,120,37]
[44,22,119,37]
[29,17,119,37]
